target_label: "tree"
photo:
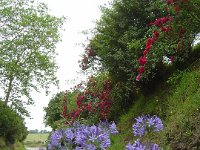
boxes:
[80,0,163,81]
[0,0,65,116]
[44,92,65,130]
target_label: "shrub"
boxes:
[0,100,28,144]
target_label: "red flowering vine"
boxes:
[62,77,111,125]
[136,0,190,81]
[79,46,96,70]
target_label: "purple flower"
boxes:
[147,116,163,132]
[133,115,163,137]
[126,143,134,150]
[98,120,119,134]
[49,129,63,148]
[47,143,53,150]
[63,128,74,143]
[109,122,119,134]
[150,144,160,150]
[126,139,146,150]
[75,125,111,149]
[99,132,111,149]
[87,144,96,150]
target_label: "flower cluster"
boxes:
[132,115,163,137]
[47,121,118,150]
[136,0,190,81]
[79,46,96,70]
[126,139,159,150]
[136,17,172,81]
[62,77,111,125]
[162,56,173,65]
[126,115,163,150]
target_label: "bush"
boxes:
[0,100,28,144]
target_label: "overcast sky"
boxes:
[25,0,110,131]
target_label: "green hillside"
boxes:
[108,58,200,149]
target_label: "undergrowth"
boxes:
[108,58,200,150]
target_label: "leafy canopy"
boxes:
[0,0,65,116]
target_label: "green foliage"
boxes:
[81,0,200,86]
[0,0,65,116]
[108,58,200,149]
[0,100,28,145]
[44,92,65,130]
[84,0,164,81]
[164,69,200,149]
[44,91,78,129]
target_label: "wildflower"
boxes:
[138,56,147,66]
[126,139,146,150]
[162,56,172,65]
[49,129,63,148]
[132,115,163,137]
[63,128,74,143]
[136,74,141,81]
[109,122,119,134]
[138,66,145,74]
[151,144,160,150]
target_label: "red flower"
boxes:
[169,56,174,61]
[154,18,162,26]
[146,38,153,47]
[143,50,148,56]
[166,0,172,5]
[138,66,145,74]
[148,22,154,26]
[161,26,167,32]
[146,45,151,51]
[138,56,147,66]
[153,30,159,39]
[136,74,141,81]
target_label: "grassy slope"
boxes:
[108,58,200,150]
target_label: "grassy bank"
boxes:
[108,58,200,149]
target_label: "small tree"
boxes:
[0,0,65,116]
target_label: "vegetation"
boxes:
[0,0,65,116]
[108,57,200,149]
[24,133,49,147]
[0,0,64,149]
[0,101,28,149]
[44,0,200,149]
[0,0,199,149]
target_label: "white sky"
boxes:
[25,0,110,131]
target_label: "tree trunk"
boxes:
[4,76,13,105]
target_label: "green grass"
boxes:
[24,133,49,147]
[108,58,200,149]
[0,137,25,150]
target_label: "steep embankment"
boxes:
[109,57,200,150]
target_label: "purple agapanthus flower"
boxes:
[98,120,119,135]
[109,121,119,134]
[150,143,160,150]
[75,125,111,149]
[133,115,163,137]
[49,129,63,148]
[63,128,74,143]
[48,121,116,150]
[126,139,146,150]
